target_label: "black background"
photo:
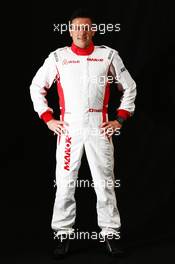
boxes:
[1,0,175,263]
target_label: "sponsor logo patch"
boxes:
[87,58,104,62]
[64,135,72,171]
[121,67,126,72]
[62,59,80,65]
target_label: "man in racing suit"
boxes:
[30,9,136,257]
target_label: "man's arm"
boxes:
[30,53,57,123]
[30,53,68,135]
[109,50,137,124]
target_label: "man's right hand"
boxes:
[46,119,69,135]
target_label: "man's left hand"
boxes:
[100,120,122,138]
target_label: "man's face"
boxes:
[69,17,95,48]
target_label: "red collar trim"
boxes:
[71,42,94,55]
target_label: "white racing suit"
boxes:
[30,42,136,238]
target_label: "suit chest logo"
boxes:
[62,59,80,65]
[64,135,72,171]
[62,57,104,65]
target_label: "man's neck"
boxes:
[71,41,94,55]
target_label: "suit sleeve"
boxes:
[109,50,137,120]
[30,52,57,123]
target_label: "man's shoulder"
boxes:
[52,46,69,55]
[94,45,118,60]
[95,45,118,53]
[54,46,69,52]
[50,46,69,62]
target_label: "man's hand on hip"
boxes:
[100,120,122,138]
[47,119,69,135]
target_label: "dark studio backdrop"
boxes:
[1,0,175,261]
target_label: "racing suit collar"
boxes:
[71,41,94,55]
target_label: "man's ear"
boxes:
[69,30,73,37]
[92,30,95,37]
[91,24,97,37]
[69,20,73,37]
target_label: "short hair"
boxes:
[70,8,95,24]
